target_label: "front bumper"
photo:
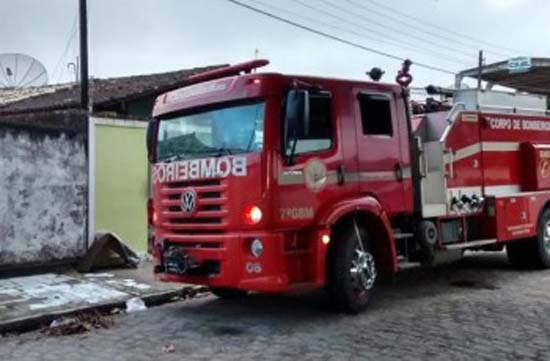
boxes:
[153,231,296,292]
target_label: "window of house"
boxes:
[358,92,393,136]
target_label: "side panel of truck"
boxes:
[352,88,410,216]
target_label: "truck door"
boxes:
[276,89,357,229]
[353,90,409,215]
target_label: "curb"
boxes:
[0,286,207,335]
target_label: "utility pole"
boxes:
[477,50,483,90]
[79,0,89,110]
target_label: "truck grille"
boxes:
[159,179,228,235]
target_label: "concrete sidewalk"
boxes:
[0,262,200,333]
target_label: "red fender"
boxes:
[314,196,398,282]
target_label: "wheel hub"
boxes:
[543,221,550,254]
[350,247,377,292]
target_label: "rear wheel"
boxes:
[533,208,550,268]
[507,208,550,269]
[326,222,377,314]
[506,239,532,268]
[209,287,248,299]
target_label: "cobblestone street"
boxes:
[3,252,550,361]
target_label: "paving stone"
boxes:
[2,252,550,360]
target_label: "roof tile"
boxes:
[0,64,225,115]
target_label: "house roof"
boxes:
[0,65,225,115]
[0,84,73,106]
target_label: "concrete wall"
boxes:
[92,117,148,253]
[0,110,88,268]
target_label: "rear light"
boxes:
[147,198,157,226]
[242,204,263,225]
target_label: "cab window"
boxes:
[284,91,333,156]
[358,92,393,136]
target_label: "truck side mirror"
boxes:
[146,119,158,163]
[283,89,310,165]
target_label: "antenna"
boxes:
[67,56,80,82]
[0,53,48,88]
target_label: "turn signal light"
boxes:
[243,204,263,225]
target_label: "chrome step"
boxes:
[393,232,414,240]
[398,261,421,271]
[442,239,497,250]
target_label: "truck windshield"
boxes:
[156,101,265,162]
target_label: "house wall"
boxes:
[126,98,155,119]
[92,117,148,253]
[0,110,88,268]
[95,96,155,120]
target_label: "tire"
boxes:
[506,208,550,269]
[506,239,532,268]
[417,220,438,248]
[533,208,550,268]
[209,287,248,299]
[326,224,378,314]
[415,220,438,267]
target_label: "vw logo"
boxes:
[180,189,197,215]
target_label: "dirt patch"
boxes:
[41,311,114,336]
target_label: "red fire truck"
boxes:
[146,59,550,313]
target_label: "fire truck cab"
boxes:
[147,59,550,313]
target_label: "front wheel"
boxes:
[326,223,378,314]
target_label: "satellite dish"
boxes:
[0,53,48,89]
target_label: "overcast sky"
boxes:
[1,0,549,88]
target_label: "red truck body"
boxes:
[147,60,550,312]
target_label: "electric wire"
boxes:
[303,0,477,62]
[51,10,78,84]
[248,0,472,67]
[226,0,457,75]
[350,0,525,56]
[329,0,511,59]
